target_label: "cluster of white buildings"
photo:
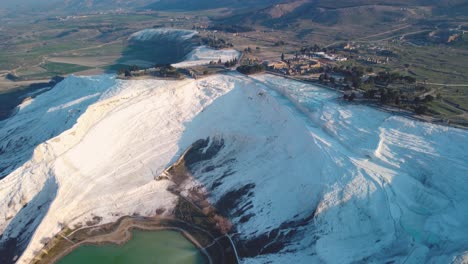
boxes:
[312,52,348,62]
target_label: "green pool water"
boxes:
[58,230,207,264]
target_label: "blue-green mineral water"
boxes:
[58,230,207,264]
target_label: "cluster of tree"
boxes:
[274,40,286,46]
[319,73,336,84]
[339,66,365,89]
[411,95,436,115]
[323,65,365,88]
[414,105,428,115]
[209,57,237,66]
[224,58,239,67]
[363,87,437,114]
[371,71,416,85]
[155,64,181,78]
[117,65,140,77]
[244,46,260,53]
[210,59,222,65]
[300,44,328,54]
[200,36,233,49]
[326,66,438,116]
[423,94,434,102]
[363,89,377,99]
[305,67,325,74]
[117,64,182,78]
[6,73,20,81]
[363,88,406,105]
[327,65,416,90]
[208,24,253,33]
[413,85,430,93]
[343,92,357,101]
[236,64,265,75]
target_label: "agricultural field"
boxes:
[0,11,206,92]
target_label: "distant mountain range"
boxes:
[146,0,285,11]
[0,0,283,13]
[2,0,466,23]
[204,0,468,35]
[149,0,468,15]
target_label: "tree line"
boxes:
[236,64,265,75]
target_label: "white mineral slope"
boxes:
[0,72,323,263]
[129,28,198,42]
[0,74,229,263]
[0,75,116,180]
[172,46,241,68]
[0,72,467,264]
[238,74,468,263]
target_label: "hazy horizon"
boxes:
[0,0,62,9]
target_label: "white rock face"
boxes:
[129,28,198,42]
[172,46,241,68]
[127,28,240,68]
[0,74,232,263]
[0,72,467,264]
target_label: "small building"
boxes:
[267,61,288,70]
[343,43,358,50]
[309,60,321,68]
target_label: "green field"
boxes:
[0,11,204,86]
[427,101,464,116]
[41,62,92,75]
